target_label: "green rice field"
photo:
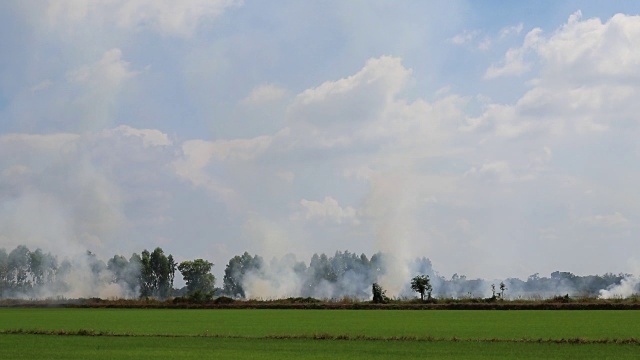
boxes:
[1,309,639,359]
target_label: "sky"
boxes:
[1,1,640,282]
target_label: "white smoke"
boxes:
[242,256,304,299]
[598,276,640,299]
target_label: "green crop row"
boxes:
[2,309,639,359]
[2,334,640,359]
[2,308,640,340]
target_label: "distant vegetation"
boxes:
[0,245,636,301]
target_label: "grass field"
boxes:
[1,309,639,359]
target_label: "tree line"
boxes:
[0,244,633,300]
[0,245,214,300]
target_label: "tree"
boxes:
[411,274,432,301]
[371,282,388,303]
[8,245,30,292]
[178,259,216,297]
[140,250,154,297]
[139,248,176,299]
[223,252,263,298]
[499,281,507,299]
[125,253,142,295]
[107,255,129,283]
[0,249,8,296]
[107,254,141,297]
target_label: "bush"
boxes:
[172,290,214,304]
[372,283,389,304]
[213,296,235,304]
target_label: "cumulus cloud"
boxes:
[486,11,640,84]
[539,12,640,83]
[287,56,412,147]
[473,11,640,143]
[284,56,467,156]
[484,28,542,79]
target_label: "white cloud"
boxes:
[484,28,542,79]
[499,23,524,39]
[296,196,359,225]
[538,12,640,82]
[288,56,411,130]
[481,12,640,137]
[111,125,172,148]
[285,56,463,152]
[179,133,277,164]
[66,48,135,86]
[45,0,241,37]
[487,11,640,83]
[59,48,138,130]
[172,129,289,202]
[241,84,288,105]
[451,30,480,45]
[3,6,640,284]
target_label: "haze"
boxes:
[1,1,639,284]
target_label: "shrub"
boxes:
[213,296,235,304]
[372,283,389,304]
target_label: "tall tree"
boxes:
[28,248,57,287]
[107,254,141,296]
[8,245,31,291]
[139,248,176,299]
[107,255,129,283]
[0,249,8,296]
[499,281,507,299]
[178,259,215,296]
[125,253,142,295]
[140,249,154,297]
[223,252,263,298]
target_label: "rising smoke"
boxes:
[226,251,636,300]
[599,277,640,299]
[0,245,140,300]
[1,243,637,300]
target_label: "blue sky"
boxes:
[1,1,640,284]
